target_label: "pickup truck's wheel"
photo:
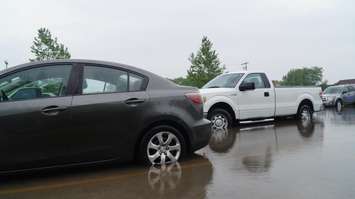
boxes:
[297,104,313,121]
[209,108,232,129]
[138,125,186,165]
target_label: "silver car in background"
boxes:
[321,84,355,109]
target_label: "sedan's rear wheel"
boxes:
[139,125,185,165]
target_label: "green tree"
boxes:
[183,36,225,88]
[30,28,71,61]
[319,80,329,91]
[281,67,323,86]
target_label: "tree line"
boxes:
[173,36,326,89]
[2,28,326,89]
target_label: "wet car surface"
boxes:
[1,107,355,199]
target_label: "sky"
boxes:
[1,0,354,84]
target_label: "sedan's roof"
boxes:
[0,59,151,76]
[0,59,178,90]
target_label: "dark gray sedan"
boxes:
[0,59,211,173]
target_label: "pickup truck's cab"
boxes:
[200,71,323,129]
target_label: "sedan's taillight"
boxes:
[185,93,203,105]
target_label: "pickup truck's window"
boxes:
[82,66,128,94]
[242,73,266,89]
[202,73,244,88]
[0,65,72,102]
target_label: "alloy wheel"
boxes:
[211,114,228,130]
[147,131,181,165]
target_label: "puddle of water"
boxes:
[1,108,355,199]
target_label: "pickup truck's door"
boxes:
[237,73,275,120]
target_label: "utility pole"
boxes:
[4,60,8,69]
[241,62,248,71]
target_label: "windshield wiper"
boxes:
[208,86,220,88]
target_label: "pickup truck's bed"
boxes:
[275,87,323,116]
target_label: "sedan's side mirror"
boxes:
[239,82,255,91]
[342,91,347,95]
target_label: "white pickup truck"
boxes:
[200,71,323,129]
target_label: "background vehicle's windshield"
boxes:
[324,86,343,94]
[202,73,244,89]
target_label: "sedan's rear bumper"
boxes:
[190,119,211,152]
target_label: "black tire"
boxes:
[335,99,343,112]
[297,104,313,121]
[138,125,186,165]
[208,108,233,129]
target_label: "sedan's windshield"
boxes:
[202,73,244,89]
[324,86,343,94]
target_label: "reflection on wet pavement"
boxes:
[1,108,355,199]
[0,156,212,199]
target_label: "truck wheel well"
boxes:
[298,99,314,112]
[208,102,236,121]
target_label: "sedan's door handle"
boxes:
[41,106,67,116]
[124,98,145,105]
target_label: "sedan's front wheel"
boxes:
[335,99,343,112]
[139,125,186,165]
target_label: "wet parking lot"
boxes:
[1,107,355,199]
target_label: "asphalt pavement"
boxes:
[1,107,355,199]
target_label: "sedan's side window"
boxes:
[129,73,145,92]
[82,66,128,94]
[0,65,72,102]
[242,73,266,89]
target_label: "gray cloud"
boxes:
[1,0,354,83]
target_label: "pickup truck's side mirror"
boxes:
[239,82,255,91]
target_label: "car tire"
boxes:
[297,104,313,121]
[208,108,233,129]
[335,99,343,112]
[138,125,186,165]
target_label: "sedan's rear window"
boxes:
[81,65,148,94]
[129,73,145,92]
[82,66,128,94]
